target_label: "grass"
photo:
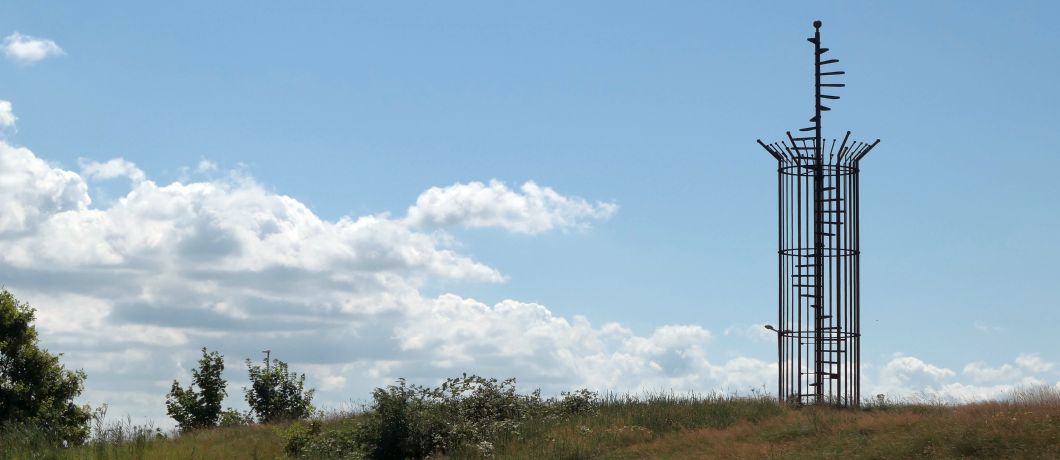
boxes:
[1,415,290,460]
[5,387,1059,459]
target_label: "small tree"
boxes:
[0,289,92,444]
[244,355,315,423]
[166,347,227,431]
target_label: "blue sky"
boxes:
[1,1,1058,424]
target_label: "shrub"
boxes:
[244,355,315,423]
[166,347,227,431]
[219,407,254,427]
[553,389,599,418]
[355,378,445,459]
[283,419,363,459]
[353,374,597,459]
[282,375,600,459]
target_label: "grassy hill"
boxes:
[5,386,1059,459]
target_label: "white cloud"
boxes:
[1,141,1055,427]
[1,143,655,425]
[963,361,1018,384]
[405,180,617,234]
[961,354,1053,385]
[1015,353,1054,373]
[0,100,16,128]
[0,142,90,236]
[3,32,65,65]
[868,353,1058,403]
[973,320,1003,333]
[196,159,217,173]
[79,158,147,183]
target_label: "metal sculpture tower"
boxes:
[757,20,879,406]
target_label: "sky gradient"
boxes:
[1,1,1058,426]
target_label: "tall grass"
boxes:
[456,391,782,459]
[3,384,1058,459]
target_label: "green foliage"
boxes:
[166,347,228,432]
[244,355,315,423]
[4,384,1058,459]
[0,289,92,445]
[219,407,254,427]
[282,419,364,459]
[290,374,599,459]
[354,378,445,459]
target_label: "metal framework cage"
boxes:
[757,21,879,406]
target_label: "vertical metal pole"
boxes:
[812,21,824,404]
[777,162,783,403]
[854,165,861,404]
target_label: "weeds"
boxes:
[3,383,1058,459]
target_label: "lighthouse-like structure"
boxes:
[757,20,879,406]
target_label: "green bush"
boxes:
[282,375,599,459]
[219,407,254,427]
[283,419,363,459]
[166,347,227,432]
[244,355,316,423]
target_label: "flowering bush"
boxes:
[284,374,598,459]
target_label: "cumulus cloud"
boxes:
[405,180,617,234]
[2,140,1055,427]
[0,142,683,425]
[868,353,1057,402]
[393,295,759,392]
[3,32,65,65]
[0,100,16,128]
[79,158,147,183]
[0,142,89,236]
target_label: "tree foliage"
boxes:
[0,289,92,444]
[244,356,315,423]
[166,347,227,432]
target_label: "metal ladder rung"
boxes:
[803,371,840,377]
